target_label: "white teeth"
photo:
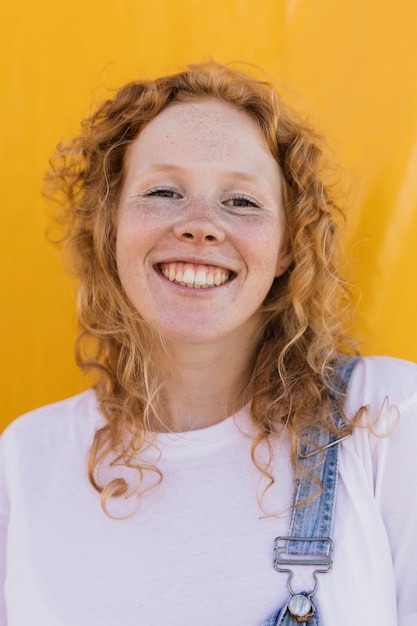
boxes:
[214,269,222,286]
[182,268,195,286]
[195,270,207,286]
[160,263,231,288]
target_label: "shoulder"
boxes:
[342,356,417,467]
[346,355,417,419]
[0,390,101,456]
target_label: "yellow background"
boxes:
[1,0,417,428]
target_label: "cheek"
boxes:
[246,228,282,276]
[115,225,141,290]
[116,213,143,263]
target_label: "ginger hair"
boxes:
[46,61,358,515]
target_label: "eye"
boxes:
[144,186,182,198]
[226,194,260,208]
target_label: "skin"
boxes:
[116,99,291,430]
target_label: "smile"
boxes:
[157,262,234,288]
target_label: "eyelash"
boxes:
[228,194,259,208]
[144,186,180,198]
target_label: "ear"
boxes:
[275,244,293,278]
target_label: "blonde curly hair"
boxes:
[46,61,358,515]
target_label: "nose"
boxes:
[173,204,225,244]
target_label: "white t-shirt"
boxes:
[0,356,416,626]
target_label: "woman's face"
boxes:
[116,98,291,348]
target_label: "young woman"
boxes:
[0,62,416,625]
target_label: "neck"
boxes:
[152,334,257,432]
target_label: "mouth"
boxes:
[156,262,235,288]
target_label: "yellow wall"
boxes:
[1,0,417,428]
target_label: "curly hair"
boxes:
[46,61,358,516]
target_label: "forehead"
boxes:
[125,98,279,176]
[141,97,262,136]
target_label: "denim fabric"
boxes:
[261,357,360,625]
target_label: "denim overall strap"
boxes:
[262,356,360,626]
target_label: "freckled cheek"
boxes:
[116,233,139,281]
[244,231,281,268]
[116,221,148,261]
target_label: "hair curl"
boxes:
[46,61,358,516]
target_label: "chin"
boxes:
[160,329,225,346]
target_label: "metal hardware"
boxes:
[288,594,315,622]
[274,536,333,607]
[298,434,351,459]
[274,536,333,568]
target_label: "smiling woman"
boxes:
[0,62,416,626]
[116,99,290,353]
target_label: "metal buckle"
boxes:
[274,536,333,569]
[274,536,333,614]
